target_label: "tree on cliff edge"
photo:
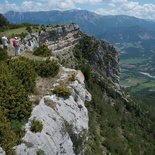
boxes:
[0,13,9,27]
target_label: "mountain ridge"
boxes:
[0,21,155,154]
[4,10,155,43]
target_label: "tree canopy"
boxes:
[0,13,9,27]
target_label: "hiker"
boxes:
[13,37,20,56]
[1,34,8,50]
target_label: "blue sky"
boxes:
[1,0,155,20]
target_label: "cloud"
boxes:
[20,1,42,11]
[0,0,76,12]
[95,0,155,20]
[1,0,155,20]
[73,0,102,4]
[0,1,18,13]
[0,0,103,12]
[47,0,75,10]
[0,0,104,13]
[111,0,128,3]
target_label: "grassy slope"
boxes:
[2,27,27,38]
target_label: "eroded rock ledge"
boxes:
[16,68,91,155]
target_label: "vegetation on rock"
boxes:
[53,85,71,97]
[0,54,34,153]
[33,44,51,57]
[30,118,43,133]
[68,74,76,82]
[8,57,37,93]
[0,47,8,61]
[0,107,16,155]
[34,59,59,77]
[0,51,60,152]
[0,62,32,120]
[36,149,45,155]
[0,13,9,28]
[25,26,32,33]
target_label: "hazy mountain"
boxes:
[4,10,155,43]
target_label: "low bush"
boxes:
[80,64,91,81]
[35,59,59,77]
[0,107,17,155]
[53,85,71,97]
[0,47,8,61]
[8,57,37,93]
[36,149,45,155]
[0,62,32,120]
[68,74,76,82]
[10,120,25,144]
[30,118,43,133]
[18,32,28,40]
[33,44,51,57]
[26,26,32,33]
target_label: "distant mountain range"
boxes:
[4,10,155,44]
[4,9,155,64]
[4,10,155,93]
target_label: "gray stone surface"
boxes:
[0,148,5,155]
[16,68,91,155]
[19,23,81,53]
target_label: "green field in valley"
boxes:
[118,42,155,95]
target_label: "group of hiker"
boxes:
[1,34,21,56]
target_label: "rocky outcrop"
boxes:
[0,23,127,155]
[0,147,5,155]
[20,23,81,53]
[20,23,120,85]
[86,38,120,84]
[16,68,91,155]
[18,23,122,98]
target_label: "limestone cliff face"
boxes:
[20,23,120,86]
[77,36,120,84]
[20,23,81,56]
[16,68,91,155]
[9,23,122,155]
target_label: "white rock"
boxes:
[0,147,5,155]
[16,67,91,155]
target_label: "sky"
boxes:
[1,0,155,20]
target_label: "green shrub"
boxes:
[0,107,16,155]
[73,36,96,60]
[10,120,25,144]
[26,26,32,33]
[8,57,37,93]
[36,149,45,155]
[0,13,9,26]
[33,44,51,57]
[40,25,46,31]
[53,85,71,97]
[30,118,43,133]
[68,74,76,82]
[80,64,91,81]
[74,47,83,61]
[0,62,32,120]
[0,47,8,61]
[18,32,28,40]
[35,59,59,77]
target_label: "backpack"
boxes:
[13,39,17,47]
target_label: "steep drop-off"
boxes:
[0,23,155,155]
